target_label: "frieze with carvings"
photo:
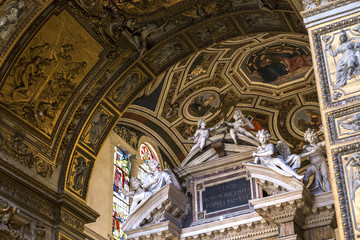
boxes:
[0,130,53,178]
[237,11,289,33]
[186,17,239,48]
[326,105,360,144]
[113,125,139,149]
[79,102,118,155]
[65,148,94,199]
[143,37,193,74]
[0,10,103,135]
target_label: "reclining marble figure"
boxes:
[253,129,303,180]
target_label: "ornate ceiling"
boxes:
[0,0,314,201]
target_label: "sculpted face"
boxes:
[257,134,268,144]
[305,133,316,144]
[200,121,206,128]
[148,161,158,172]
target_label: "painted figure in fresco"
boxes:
[0,0,26,42]
[340,113,360,132]
[188,119,223,154]
[254,50,310,83]
[253,129,304,180]
[326,30,360,88]
[300,128,331,194]
[224,110,257,143]
[189,95,216,117]
[86,113,109,146]
[350,153,360,202]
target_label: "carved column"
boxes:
[300,0,360,239]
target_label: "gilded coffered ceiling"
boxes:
[0,0,313,200]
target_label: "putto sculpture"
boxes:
[118,158,174,214]
[253,129,303,180]
[224,110,257,143]
[188,119,222,154]
[300,128,331,195]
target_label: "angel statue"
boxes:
[119,159,181,214]
[188,119,223,154]
[253,129,304,180]
[224,110,257,143]
[300,128,331,195]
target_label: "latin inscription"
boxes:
[202,178,251,213]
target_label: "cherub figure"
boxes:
[118,177,151,214]
[119,159,176,214]
[224,110,257,143]
[188,119,222,154]
[253,129,303,180]
[300,128,331,194]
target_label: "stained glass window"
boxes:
[112,146,130,240]
[139,143,158,164]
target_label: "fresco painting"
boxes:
[188,92,218,118]
[244,43,312,85]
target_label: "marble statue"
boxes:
[350,153,360,201]
[253,129,304,180]
[119,159,173,214]
[300,128,331,194]
[188,119,222,154]
[340,113,360,132]
[118,177,150,214]
[224,110,257,143]
[326,30,360,89]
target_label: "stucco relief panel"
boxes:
[79,102,118,155]
[65,147,94,199]
[333,143,360,237]
[319,25,360,103]
[326,105,360,144]
[0,10,103,136]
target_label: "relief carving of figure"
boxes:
[113,73,139,102]
[253,129,304,180]
[188,119,223,154]
[85,113,109,146]
[300,128,331,195]
[0,0,27,42]
[326,30,360,89]
[350,153,360,202]
[71,156,88,191]
[224,110,257,143]
[340,113,360,132]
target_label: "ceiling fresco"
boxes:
[117,34,321,170]
[0,0,312,200]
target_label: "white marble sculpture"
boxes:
[119,159,173,214]
[300,128,331,195]
[188,119,222,154]
[224,110,257,143]
[350,153,360,201]
[253,129,303,180]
